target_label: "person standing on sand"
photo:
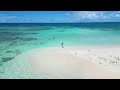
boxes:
[61,43,64,48]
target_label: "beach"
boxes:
[0,23,120,79]
[1,46,120,79]
[27,46,120,79]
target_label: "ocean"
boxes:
[0,22,120,78]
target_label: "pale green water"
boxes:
[0,23,120,79]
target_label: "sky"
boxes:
[0,11,120,23]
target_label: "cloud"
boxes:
[0,14,18,22]
[74,11,99,20]
[111,11,120,17]
[66,11,120,22]
[68,11,111,21]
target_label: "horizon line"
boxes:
[0,22,120,24]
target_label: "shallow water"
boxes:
[1,23,120,63]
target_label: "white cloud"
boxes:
[115,14,120,17]
[111,11,120,17]
[75,11,99,19]
[117,11,120,13]
[0,14,18,22]
[67,11,111,21]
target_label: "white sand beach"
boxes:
[1,46,120,79]
[25,46,120,79]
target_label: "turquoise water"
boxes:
[1,23,120,61]
[0,23,120,78]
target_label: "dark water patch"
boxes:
[15,50,21,55]
[9,41,17,46]
[0,27,42,31]
[26,33,38,34]
[55,26,74,29]
[5,49,22,55]
[88,28,113,32]
[112,27,120,31]
[59,26,68,28]
[52,35,56,39]
[88,26,120,31]
[1,57,14,62]
[19,38,38,41]
[0,32,29,42]
[14,37,20,39]
[22,27,51,31]
[7,37,38,42]
[0,32,26,37]
[0,37,16,42]
[0,63,4,74]
[58,30,65,32]
[6,51,13,53]
[19,32,39,35]
[0,63,3,66]
[40,43,44,44]
[0,28,17,30]
[52,37,55,39]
